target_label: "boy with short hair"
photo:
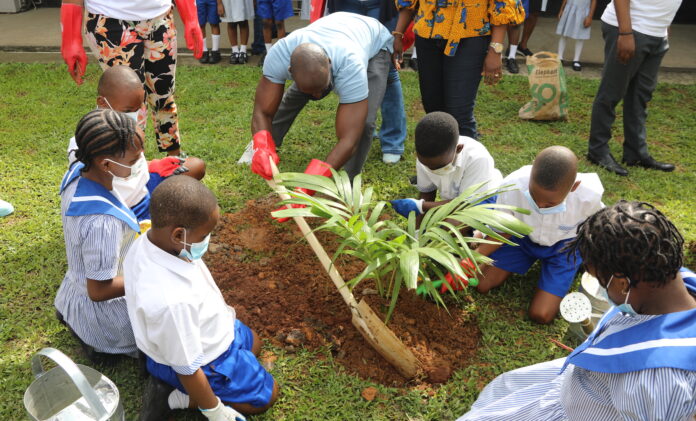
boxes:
[390,111,503,219]
[67,65,206,221]
[124,176,278,420]
[476,146,604,324]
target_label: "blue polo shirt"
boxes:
[262,12,393,104]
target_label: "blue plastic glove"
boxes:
[390,198,424,218]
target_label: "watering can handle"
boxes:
[31,348,109,421]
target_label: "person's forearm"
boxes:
[423,199,451,211]
[251,109,274,134]
[178,369,218,410]
[394,8,416,33]
[588,0,597,19]
[86,276,125,302]
[613,0,631,32]
[324,137,358,169]
[490,24,507,43]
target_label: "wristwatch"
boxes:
[489,42,504,54]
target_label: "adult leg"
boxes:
[414,36,445,114]
[588,23,644,159]
[142,10,181,153]
[270,83,311,147]
[84,13,147,130]
[342,50,390,178]
[442,36,488,139]
[519,12,539,50]
[252,15,265,54]
[378,65,407,157]
[621,34,668,163]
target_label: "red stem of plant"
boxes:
[549,338,574,352]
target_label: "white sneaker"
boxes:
[237,141,254,165]
[0,199,13,217]
[382,153,401,164]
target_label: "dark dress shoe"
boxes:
[505,57,519,74]
[519,47,533,56]
[199,51,210,64]
[587,153,629,176]
[623,156,675,172]
[139,376,174,421]
[209,50,221,64]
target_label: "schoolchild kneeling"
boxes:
[124,176,279,420]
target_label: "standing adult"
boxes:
[332,0,408,164]
[60,0,204,156]
[392,0,524,139]
[248,12,393,180]
[586,0,681,176]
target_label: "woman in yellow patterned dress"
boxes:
[392,0,524,139]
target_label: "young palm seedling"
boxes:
[273,169,532,322]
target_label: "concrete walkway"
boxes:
[0,7,695,74]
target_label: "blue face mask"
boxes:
[600,275,637,315]
[523,190,567,215]
[179,229,211,261]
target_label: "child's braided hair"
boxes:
[565,200,683,287]
[73,109,142,171]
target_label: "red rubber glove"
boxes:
[274,159,332,223]
[403,22,416,52]
[60,3,87,85]
[440,258,478,293]
[251,130,280,180]
[174,0,204,59]
[148,157,188,177]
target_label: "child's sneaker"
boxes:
[199,51,210,64]
[230,52,239,65]
[238,51,248,64]
[209,50,221,64]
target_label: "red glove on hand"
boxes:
[250,130,280,180]
[440,258,478,293]
[60,3,87,85]
[174,0,204,59]
[403,22,416,52]
[274,159,332,223]
[148,157,189,177]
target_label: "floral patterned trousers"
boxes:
[86,9,180,152]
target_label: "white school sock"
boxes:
[411,47,417,59]
[232,45,240,53]
[240,45,247,53]
[573,39,585,62]
[168,389,190,410]
[203,42,209,52]
[265,43,272,51]
[558,37,566,59]
[508,44,518,59]
[212,34,221,51]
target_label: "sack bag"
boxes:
[519,52,568,121]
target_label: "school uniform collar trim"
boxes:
[60,162,140,233]
[561,269,696,374]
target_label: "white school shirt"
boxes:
[67,137,150,208]
[416,136,503,201]
[124,234,236,374]
[84,0,172,21]
[496,165,604,247]
[601,0,682,38]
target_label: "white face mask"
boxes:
[426,149,459,176]
[102,97,139,123]
[105,156,143,182]
[600,275,637,316]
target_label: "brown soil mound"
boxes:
[207,197,481,386]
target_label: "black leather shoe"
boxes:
[199,51,210,64]
[209,50,221,64]
[505,58,519,74]
[587,153,629,176]
[139,376,174,421]
[623,156,675,172]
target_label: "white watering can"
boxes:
[23,348,124,421]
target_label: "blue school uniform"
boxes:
[55,163,139,355]
[458,269,696,420]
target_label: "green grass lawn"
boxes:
[1,62,694,420]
